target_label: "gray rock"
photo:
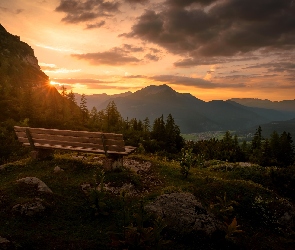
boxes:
[145,192,223,236]
[16,177,53,193]
[53,166,64,173]
[12,198,45,216]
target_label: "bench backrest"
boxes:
[14,126,126,154]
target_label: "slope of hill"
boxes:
[95,84,284,133]
[74,92,132,109]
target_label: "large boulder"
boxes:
[145,192,223,236]
[16,177,52,193]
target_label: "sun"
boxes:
[49,81,59,85]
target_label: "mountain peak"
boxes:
[135,84,176,96]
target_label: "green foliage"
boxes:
[88,170,110,216]
[180,148,195,178]
[211,192,238,217]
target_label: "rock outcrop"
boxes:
[145,192,223,236]
[16,177,53,193]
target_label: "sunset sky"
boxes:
[1,0,295,101]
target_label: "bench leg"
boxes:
[103,155,123,171]
[30,149,54,160]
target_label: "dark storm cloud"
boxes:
[245,62,295,74]
[174,57,228,67]
[125,0,149,5]
[144,53,160,61]
[124,0,295,66]
[165,0,217,8]
[122,44,144,52]
[55,0,120,23]
[85,20,105,29]
[149,48,161,53]
[71,47,141,65]
[174,55,259,67]
[150,75,246,88]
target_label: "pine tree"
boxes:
[252,126,262,151]
[278,132,294,167]
[165,113,184,153]
[143,117,150,133]
[79,94,88,124]
[250,126,263,163]
[104,101,122,132]
[89,107,99,130]
[60,85,67,97]
[67,90,76,104]
[151,115,166,142]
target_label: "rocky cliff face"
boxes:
[0,24,37,63]
[23,54,40,69]
[0,23,48,91]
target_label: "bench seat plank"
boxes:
[14,126,123,140]
[15,126,135,157]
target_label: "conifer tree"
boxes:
[104,101,122,132]
[67,90,76,104]
[278,132,294,167]
[79,93,88,124]
[143,117,150,133]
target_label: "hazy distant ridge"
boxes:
[82,85,295,133]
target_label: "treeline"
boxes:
[187,126,295,167]
[85,100,184,155]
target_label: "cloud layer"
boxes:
[124,0,295,65]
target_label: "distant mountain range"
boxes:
[81,84,295,134]
[230,98,295,112]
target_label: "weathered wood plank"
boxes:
[15,126,133,155]
[14,126,123,140]
[15,131,124,148]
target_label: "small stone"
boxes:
[53,166,64,173]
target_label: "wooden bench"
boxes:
[14,126,136,170]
